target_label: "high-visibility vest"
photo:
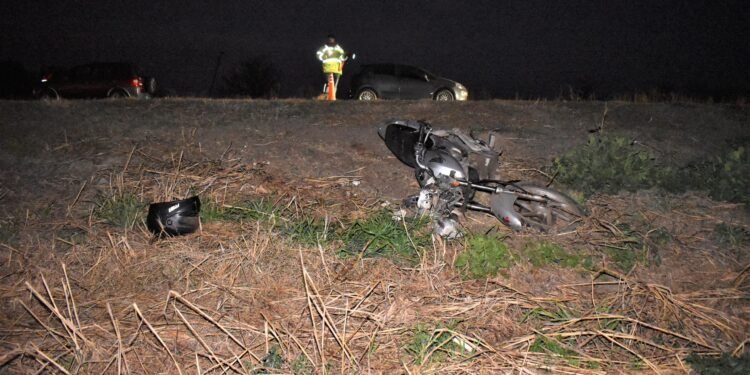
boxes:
[316,44,346,74]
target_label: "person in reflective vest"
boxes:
[316,34,348,97]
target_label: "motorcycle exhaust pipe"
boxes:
[455,201,492,213]
[453,202,492,214]
[454,180,548,202]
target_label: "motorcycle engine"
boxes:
[416,178,464,239]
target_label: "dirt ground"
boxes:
[2,99,747,204]
[0,99,748,373]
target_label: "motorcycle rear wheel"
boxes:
[509,183,585,232]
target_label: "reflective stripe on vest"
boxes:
[317,44,345,62]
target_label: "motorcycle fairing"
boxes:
[423,149,467,181]
[379,121,440,166]
[380,122,421,168]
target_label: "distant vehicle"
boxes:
[35,62,156,99]
[350,63,468,101]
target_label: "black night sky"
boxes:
[2,0,748,98]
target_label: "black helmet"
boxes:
[146,196,201,236]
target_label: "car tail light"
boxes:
[131,77,143,88]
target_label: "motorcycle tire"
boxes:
[509,183,585,232]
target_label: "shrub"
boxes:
[675,146,750,206]
[552,134,750,206]
[551,134,670,196]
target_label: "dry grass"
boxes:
[0,136,747,375]
[1,99,749,373]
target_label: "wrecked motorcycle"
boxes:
[378,120,584,237]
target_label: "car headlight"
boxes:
[455,84,468,95]
[454,83,468,100]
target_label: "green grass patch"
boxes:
[530,335,598,369]
[404,322,467,365]
[591,302,629,331]
[521,303,575,324]
[713,223,749,249]
[686,352,750,375]
[339,210,430,263]
[455,234,513,279]
[0,217,18,245]
[203,198,331,246]
[530,335,578,357]
[57,225,88,248]
[599,223,649,271]
[522,241,591,268]
[291,354,313,375]
[198,200,232,222]
[256,345,284,373]
[602,247,646,272]
[201,199,279,223]
[280,215,331,247]
[551,134,670,196]
[95,192,144,229]
[647,227,673,246]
